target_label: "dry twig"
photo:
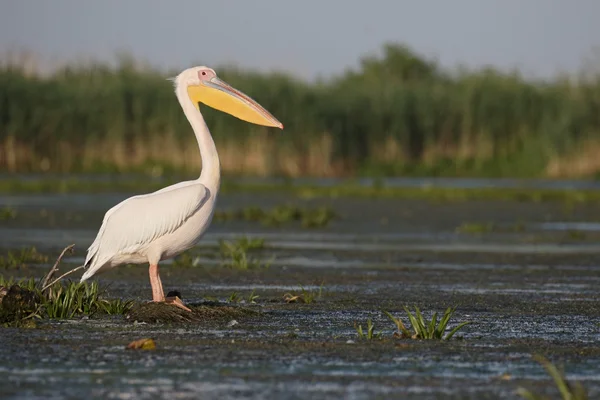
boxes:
[41,265,85,292]
[40,244,76,292]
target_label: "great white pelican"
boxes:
[79,66,283,311]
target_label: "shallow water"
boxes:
[1,184,600,399]
[4,173,600,191]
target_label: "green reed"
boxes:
[2,43,600,178]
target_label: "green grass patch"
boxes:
[4,44,600,180]
[456,222,496,234]
[383,306,470,340]
[283,284,324,304]
[354,318,383,341]
[0,276,132,326]
[225,290,260,304]
[2,177,600,205]
[455,221,526,234]
[219,237,273,270]
[0,247,49,269]
[0,206,17,220]
[214,204,338,228]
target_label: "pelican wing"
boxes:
[81,182,209,281]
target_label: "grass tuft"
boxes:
[0,247,49,269]
[283,284,324,304]
[0,275,133,326]
[0,206,17,220]
[354,318,382,340]
[219,237,273,270]
[42,281,133,319]
[517,354,588,400]
[383,306,470,340]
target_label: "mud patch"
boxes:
[0,285,39,326]
[125,301,257,324]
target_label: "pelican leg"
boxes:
[149,264,165,301]
[148,264,191,312]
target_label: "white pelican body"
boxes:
[80,66,283,308]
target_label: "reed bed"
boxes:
[2,44,600,178]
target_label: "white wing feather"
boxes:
[81,183,209,281]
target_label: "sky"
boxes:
[1,0,599,80]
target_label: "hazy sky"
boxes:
[1,0,599,80]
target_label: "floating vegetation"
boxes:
[0,247,49,269]
[219,237,273,270]
[214,205,338,228]
[2,177,600,206]
[383,306,470,340]
[456,221,526,234]
[0,206,17,220]
[283,284,324,304]
[566,230,587,241]
[354,318,382,340]
[456,222,495,234]
[517,354,588,400]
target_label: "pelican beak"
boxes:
[187,77,283,129]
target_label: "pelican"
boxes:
[79,66,283,311]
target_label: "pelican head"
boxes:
[175,66,283,129]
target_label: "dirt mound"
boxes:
[125,301,257,324]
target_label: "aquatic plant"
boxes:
[1,177,599,207]
[0,276,133,325]
[214,205,338,228]
[247,289,259,304]
[0,206,17,220]
[456,221,526,234]
[42,280,133,319]
[220,236,265,252]
[383,306,470,340]
[455,222,495,234]
[1,246,133,325]
[354,318,382,340]
[226,290,259,304]
[171,250,203,268]
[227,292,240,303]
[0,276,36,290]
[0,247,49,269]
[283,283,323,304]
[517,354,588,400]
[219,237,272,270]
